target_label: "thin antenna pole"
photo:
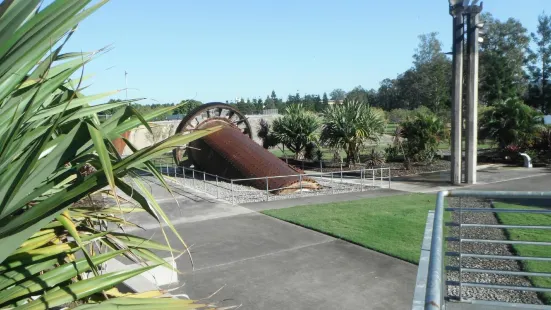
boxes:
[124,71,128,99]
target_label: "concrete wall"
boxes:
[122,115,280,155]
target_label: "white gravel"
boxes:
[168,170,386,204]
[445,197,543,305]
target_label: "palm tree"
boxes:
[0,1,217,308]
[480,98,544,148]
[272,104,320,159]
[321,99,385,166]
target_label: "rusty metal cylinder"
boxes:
[189,126,318,193]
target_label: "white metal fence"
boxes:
[152,158,391,204]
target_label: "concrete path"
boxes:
[119,166,549,309]
[126,177,416,310]
[390,166,549,193]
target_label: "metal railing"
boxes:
[228,167,391,204]
[150,157,391,204]
[414,190,551,310]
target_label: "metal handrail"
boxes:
[421,190,551,310]
[158,162,391,203]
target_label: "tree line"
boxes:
[237,11,551,118]
[103,12,551,120]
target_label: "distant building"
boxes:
[328,100,342,105]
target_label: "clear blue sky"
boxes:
[64,0,551,104]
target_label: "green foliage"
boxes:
[400,112,447,163]
[346,85,369,103]
[321,99,385,166]
[322,92,329,110]
[479,98,544,148]
[411,33,452,112]
[272,104,320,159]
[384,145,400,162]
[526,13,551,114]
[257,118,279,149]
[480,13,530,104]
[175,99,202,116]
[0,1,216,308]
[365,149,386,168]
[236,98,255,114]
[371,107,387,122]
[533,125,551,153]
[329,88,346,101]
[304,142,319,161]
[388,108,411,123]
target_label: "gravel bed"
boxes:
[445,197,542,305]
[169,172,383,204]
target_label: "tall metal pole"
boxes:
[465,5,481,184]
[450,5,465,185]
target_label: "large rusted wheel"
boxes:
[175,102,252,137]
[173,102,320,193]
[174,102,252,165]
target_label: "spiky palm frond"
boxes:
[321,99,385,165]
[272,104,320,159]
[0,1,219,308]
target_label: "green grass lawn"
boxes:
[493,201,551,304]
[262,193,438,264]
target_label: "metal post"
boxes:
[450,5,465,185]
[216,175,219,199]
[331,172,334,194]
[388,167,391,189]
[425,191,446,310]
[360,169,364,192]
[466,6,481,185]
[380,168,383,188]
[266,177,269,201]
[203,172,206,191]
[231,180,235,205]
[459,197,463,301]
[320,160,323,173]
[192,169,195,188]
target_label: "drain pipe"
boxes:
[519,153,533,168]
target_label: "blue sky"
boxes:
[64,0,551,104]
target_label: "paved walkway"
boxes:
[390,166,549,193]
[119,167,549,309]
[126,177,416,310]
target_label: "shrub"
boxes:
[388,108,411,123]
[384,145,400,162]
[480,98,544,148]
[532,125,551,152]
[304,142,318,160]
[524,149,539,164]
[400,112,447,163]
[321,99,385,166]
[503,144,521,162]
[372,107,387,122]
[365,149,386,168]
[257,118,279,149]
[272,104,320,159]
[413,105,432,116]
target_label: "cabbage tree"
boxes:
[0,1,218,308]
[321,99,385,166]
